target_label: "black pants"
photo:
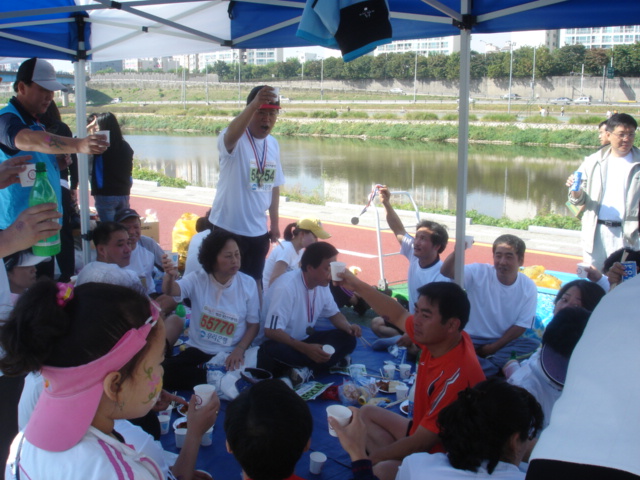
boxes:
[162,347,212,391]
[0,375,24,480]
[258,329,356,377]
[56,187,76,282]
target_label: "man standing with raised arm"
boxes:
[208,85,285,284]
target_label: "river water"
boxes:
[125,132,594,220]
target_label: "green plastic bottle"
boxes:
[28,162,61,256]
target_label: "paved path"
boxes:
[128,181,582,287]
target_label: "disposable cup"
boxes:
[383,364,396,380]
[330,261,347,281]
[194,384,216,408]
[464,235,474,250]
[158,414,171,435]
[175,428,187,448]
[309,451,327,475]
[18,163,36,187]
[348,363,366,379]
[272,87,280,101]
[326,405,352,437]
[95,130,110,144]
[398,363,411,379]
[200,426,213,446]
[164,250,180,267]
[576,262,590,278]
[322,344,335,356]
[395,383,409,402]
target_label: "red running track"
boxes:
[128,194,581,287]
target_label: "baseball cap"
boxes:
[3,250,51,271]
[24,302,160,452]
[297,218,331,239]
[247,85,281,110]
[540,344,568,387]
[114,208,141,223]
[16,57,68,92]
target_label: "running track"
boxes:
[128,194,581,287]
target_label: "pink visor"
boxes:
[25,302,160,452]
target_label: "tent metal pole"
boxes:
[74,60,91,267]
[453,6,471,287]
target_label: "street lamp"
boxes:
[320,57,324,101]
[507,41,515,114]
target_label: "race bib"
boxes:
[198,307,239,347]
[249,166,276,191]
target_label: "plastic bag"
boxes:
[521,265,562,290]
[171,213,199,273]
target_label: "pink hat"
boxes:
[24,302,160,452]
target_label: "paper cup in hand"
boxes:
[309,451,327,475]
[464,235,474,250]
[95,130,110,144]
[330,261,347,281]
[18,163,36,187]
[322,344,335,356]
[327,405,352,437]
[158,414,171,435]
[194,384,216,408]
[576,262,590,278]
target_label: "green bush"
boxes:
[372,112,398,120]
[310,110,339,118]
[480,113,518,123]
[341,111,369,119]
[441,113,458,121]
[569,115,606,125]
[522,116,560,124]
[132,162,190,188]
[406,112,438,121]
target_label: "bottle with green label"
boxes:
[28,162,60,256]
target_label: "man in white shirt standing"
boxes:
[567,113,640,270]
[209,85,284,285]
[257,242,361,381]
[441,234,538,377]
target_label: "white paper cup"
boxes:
[464,235,474,250]
[383,364,396,380]
[164,250,180,267]
[18,163,37,187]
[200,426,213,446]
[272,87,280,102]
[322,344,335,356]
[576,262,590,278]
[395,383,409,402]
[330,261,347,281]
[95,130,110,144]
[175,428,187,448]
[309,451,327,475]
[348,363,366,379]
[398,363,411,379]
[194,384,216,408]
[326,405,352,437]
[158,414,171,435]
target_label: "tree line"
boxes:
[100,42,640,81]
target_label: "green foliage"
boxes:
[405,112,438,121]
[372,112,398,119]
[568,115,606,125]
[310,110,339,118]
[132,162,190,188]
[480,114,518,122]
[341,111,369,119]
[522,116,560,124]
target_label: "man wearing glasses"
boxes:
[567,113,640,270]
[208,85,285,286]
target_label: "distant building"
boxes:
[375,37,461,56]
[199,48,285,69]
[561,25,640,49]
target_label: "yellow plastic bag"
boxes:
[521,265,562,290]
[172,213,199,273]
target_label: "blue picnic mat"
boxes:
[160,319,398,480]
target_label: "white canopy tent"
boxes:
[1,0,638,280]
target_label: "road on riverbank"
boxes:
[126,181,582,287]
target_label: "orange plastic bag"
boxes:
[172,213,199,273]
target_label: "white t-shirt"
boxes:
[397,452,525,480]
[262,269,339,341]
[598,152,635,221]
[209,128,285,237]
[400,234,450,313]
[464,264,537,339]
[262,241,303,291]
[176,269,259,355]
[128,244,156,294]
[5,427,164,480]
[184,229,210,276]
[530,274,640,475]
[507,349,562,429]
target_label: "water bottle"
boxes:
[28,162,60,256]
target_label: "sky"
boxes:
[25,30,544,73]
